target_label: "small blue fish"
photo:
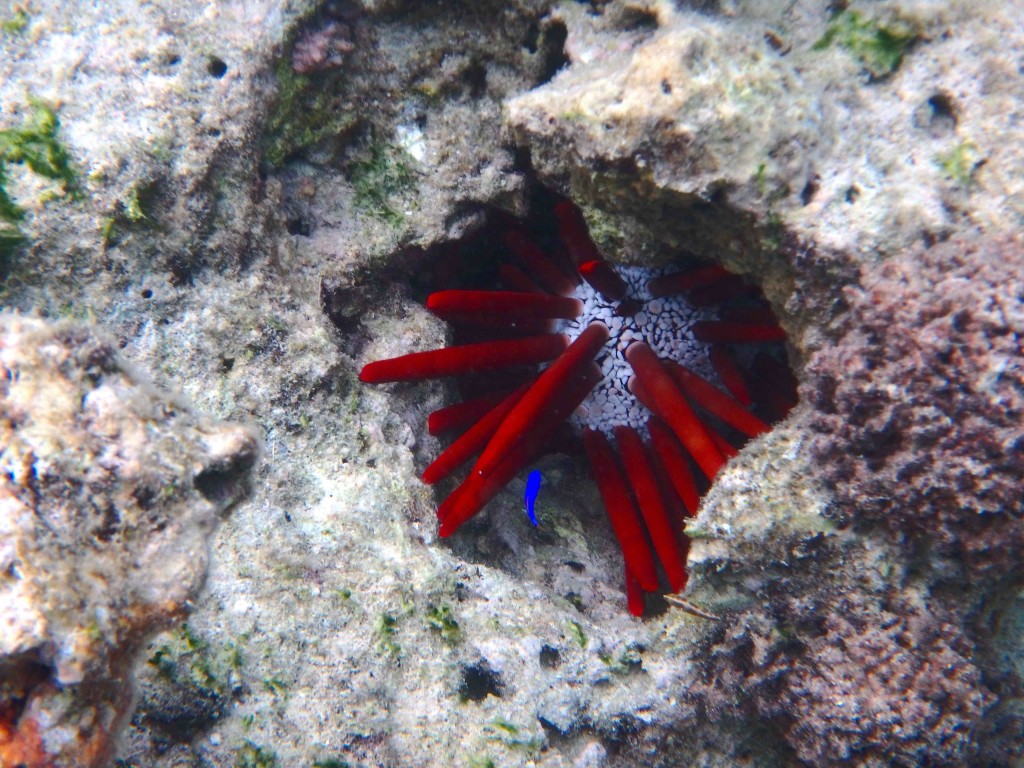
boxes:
[524,469,542,526]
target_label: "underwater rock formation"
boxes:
[0,314,258,767]
[2,0,1022,765]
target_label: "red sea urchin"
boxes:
[359,199,796,615]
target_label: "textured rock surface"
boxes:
[0,0,1021,766]
[505,0,1024,262]
[807,234,1024,574]
[0,314,258,767]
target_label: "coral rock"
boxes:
[0,313,258,768]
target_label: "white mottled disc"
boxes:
[554,265,717,434]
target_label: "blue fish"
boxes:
[524,469,542,526]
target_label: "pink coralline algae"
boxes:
[687,233,1021,767]
[805,233,1024,574]
[291,21,355,74]
[700,591,992,767]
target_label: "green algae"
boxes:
[0,98,79,195]
[813,10,918,80]
[568,620,587,649]
[1,6,28,36]
[375,612,401,657]
[147,623,244,703]
[425,603,462,645]
[0,98,79,267]
[263,59,358,166]
[936,141,982,187]
[235,742,279,768]
[349,138,416,226]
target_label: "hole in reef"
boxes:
[800,174,821,206]
[539,644,562,669]
[523,20,540,53]
[461,60,488,99]
[458,661,503,702]
[194,445,258,506]
[913,90,958,136]
[535,20,569,86]
[611,5,659,32]
[206,56,228,78]
[286,216,310,236]
[356,182,799,616]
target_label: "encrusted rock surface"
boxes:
[0,314,258,767]
[0,0,1021,766]
[807,233,1024,574]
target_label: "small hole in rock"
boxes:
[800,174,820,206]
[539,644,561,669]
[845,185,860,203]
[536,20,569,86]
[764,29,789,53]
[914,91,958,135]
[523,20,540,53]
[194,447,257,506]
[928,92,956,122]
[207,57,228,78]
[141,288,153,299]
[458,662,503,702]
[614,6,659,32]
[461,60,488,99]
[286,217,310,236]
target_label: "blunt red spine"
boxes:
[692,321,787,344]
[665,361,769,438]
[582,428,659,592]
[358,334,567,383]
[624,342,725,481]
[472,323,609,477]
[614,426,688,592]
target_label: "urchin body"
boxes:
[556,265,716,434]
[360,200,794,614]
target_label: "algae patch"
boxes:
[0,98,79,266]
[263,60,358,166]
[349,138,416,226]
[813,10,918,80]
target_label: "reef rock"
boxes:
[0,314,258,767]
[807,233,1024,576]
[686,232,1023,767]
